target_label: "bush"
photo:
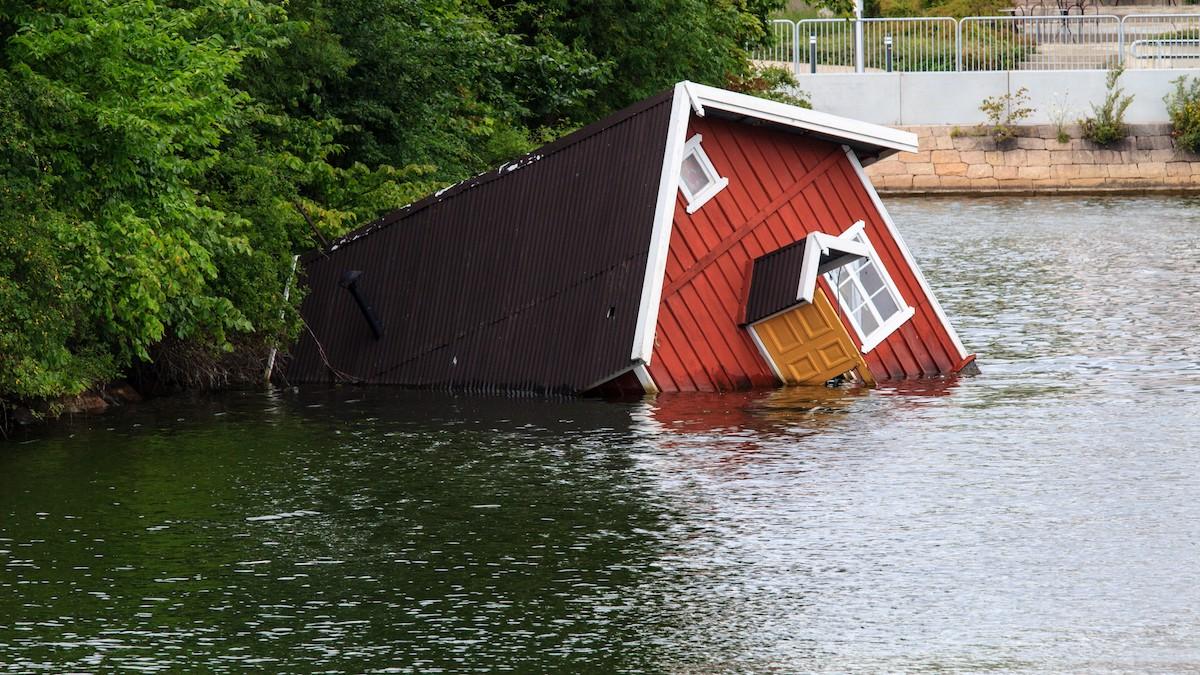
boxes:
[1165,75,1200,153]
[978,87,1034,143]
[1080,67,1134,146]
[727,66,812,108]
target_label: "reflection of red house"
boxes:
[289,82,975,394]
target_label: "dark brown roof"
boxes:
[287,91,675,393]
[744,240,810,325]
[743,238,866,325]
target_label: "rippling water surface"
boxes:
[3,196,1200,673]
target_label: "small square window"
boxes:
[678,134,728,214]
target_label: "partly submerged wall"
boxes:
[865,124,1200,194]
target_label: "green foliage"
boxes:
[1165,75,1200,153]
[1080,67,1133,147]
[0,0,782,407]
[0,0,277,398]
[803,0,1009,18]
[978,87,1034,144]
[491,0,783,119]
[727,66,812,108]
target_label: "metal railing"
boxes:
[785,18,959,73]
[751,14,1200,74]
[960,15,1120,71]
[1121,14,1200,68]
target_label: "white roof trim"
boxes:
[682,81,917,155]
[797,230,869,306]
[630,82,692,364]
[840,145,970,361]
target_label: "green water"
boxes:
[3,196,1200,672]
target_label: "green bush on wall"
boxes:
[1080,67,1134,146]
[1165,76,1200,153]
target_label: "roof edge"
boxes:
[629,82,693,365]
[680,81,919,155]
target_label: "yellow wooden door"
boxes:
[751,287,874,386]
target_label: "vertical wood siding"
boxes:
[647,115,963,392]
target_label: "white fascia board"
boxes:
[812,230,870,260]
[747,325,785,384]
[633,363,659,395]
[682,81,917,155]
[841,145,970,361]
[797,234,823,306]
[630,82,692,364]
[798,230,869,304]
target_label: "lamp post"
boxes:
[854,0,865,73]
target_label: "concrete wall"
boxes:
[795,69,1196,126]
[864,123,1200,193]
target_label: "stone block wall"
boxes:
[865,124,1200,194]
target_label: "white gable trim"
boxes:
[683,82,918,155]
[747,325,785,383]
[630,82,692,364]
[841,145,970,361]
[796,229,870,307]
[632,363,659,395]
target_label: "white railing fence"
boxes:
[960,15,1120,71]
[1122,14,1200,69]
[750,14,1200,73]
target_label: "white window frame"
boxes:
[678,134,728,214]
[823,221,914,353]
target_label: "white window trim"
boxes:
[678,134,729,214]
[793,229,870,308]
[825,221,914,354]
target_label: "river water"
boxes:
[2,196,1199,673]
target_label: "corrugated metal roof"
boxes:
[744,239,809,325]
[288,91,675,394]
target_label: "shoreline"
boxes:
[866,123,1200,195]
[880,186,1200,197]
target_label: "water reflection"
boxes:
[3,196,1200,671]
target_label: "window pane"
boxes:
[839,276,864,312]
[859,261,886,296]
[874,288,900,321]
[856,305,879,335]
[681,153,711,196]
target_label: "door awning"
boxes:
[742,223,870,325]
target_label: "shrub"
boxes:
[1080,67,1134,146]
[1047,90,1072,144]
[728,66,812,108]
[1165,75,1200,153]
[978,87,1034,143]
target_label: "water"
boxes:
[2,195,1199,673]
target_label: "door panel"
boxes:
[750,287,874,386]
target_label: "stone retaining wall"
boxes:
[865,124,1200,194]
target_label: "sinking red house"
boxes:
[287,82,976,394]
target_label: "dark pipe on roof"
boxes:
[339,270,384,340]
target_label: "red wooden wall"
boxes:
[646,115,966,392]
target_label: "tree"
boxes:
[0,0,788,410]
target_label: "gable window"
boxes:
[678,134,728,214]
[823,221,915,353]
